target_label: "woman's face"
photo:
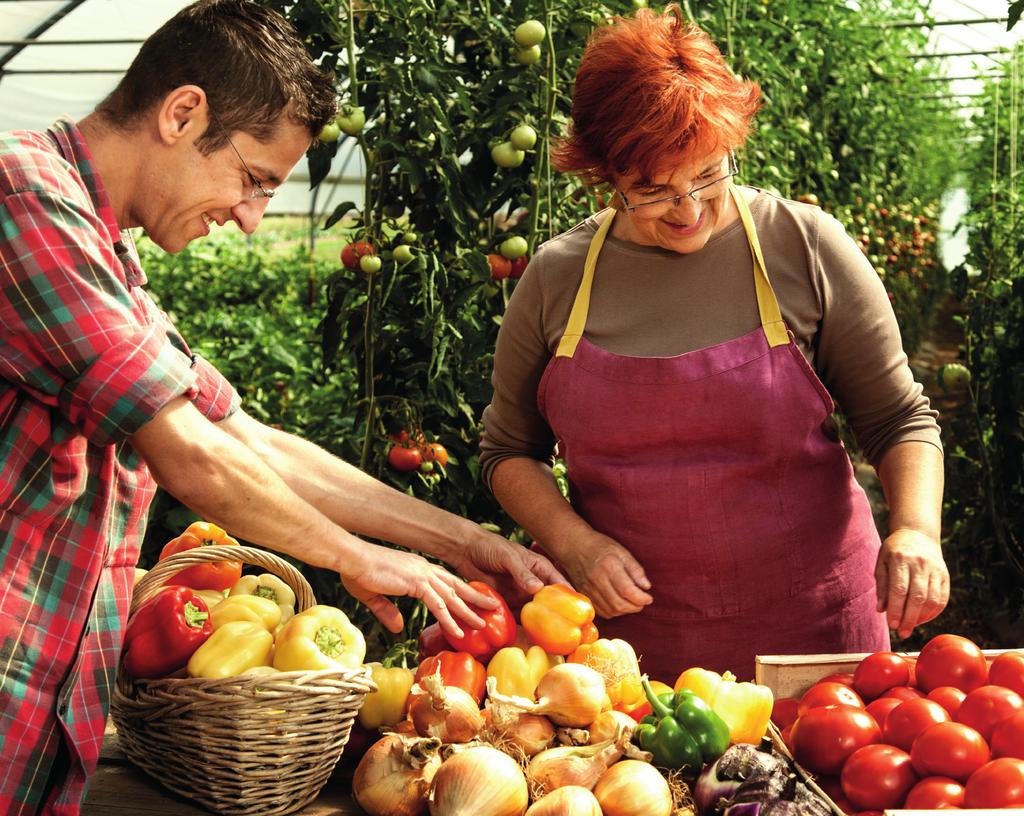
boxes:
[612,150,737,254]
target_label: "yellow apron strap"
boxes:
[555,207,617,358]
[730,186,790,348]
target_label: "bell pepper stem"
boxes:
[314,625,344,658]
[641,675,674,720]
[183,601,209,629]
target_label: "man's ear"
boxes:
[156,85,207,146]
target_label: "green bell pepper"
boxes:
[634,676,730,775]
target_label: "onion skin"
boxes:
[527,740,623,794]
[593,760,673,816]
[525,785,603,815]
[429,745,528,816]
[409,676,483,743]
[353,734,441,816]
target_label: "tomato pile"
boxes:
[772,635,1024,812]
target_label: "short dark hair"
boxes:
[96,0,337,153]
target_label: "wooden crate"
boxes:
[754,649,1018,816]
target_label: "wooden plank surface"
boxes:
[84,721,365,815]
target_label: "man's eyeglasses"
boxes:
[619,152,738,217]
[208,109,276,200]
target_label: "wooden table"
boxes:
[84,720,365,815]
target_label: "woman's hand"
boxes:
[341,542,498,640]
[554,529,654,619]
[874,528,950,640]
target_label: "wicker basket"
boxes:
[111,545,376,816]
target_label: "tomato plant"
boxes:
[910,721,990,781]
[914,634,989,693]
[853,652,911,701]
[840,744,918,811]
[955,684,1024,742]
[963,758,1024,808]
[341,241,375,270]
[882,697,950,752]
[798,681,864,716]
[790,704,881,775]
[904,776,965,809]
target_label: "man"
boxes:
[0,2,562,812]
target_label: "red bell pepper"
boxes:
[437,580,516,661]
[415,650,487,705]
[159,521,243,591]
[418,621,449,660]
[122,586,213,678]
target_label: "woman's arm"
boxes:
[874,440,949,639]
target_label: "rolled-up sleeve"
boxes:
[1,190,198,446]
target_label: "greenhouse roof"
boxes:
[0,0,1019,213]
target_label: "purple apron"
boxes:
[536,187,890,682]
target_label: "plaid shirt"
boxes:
[0,118,239,814]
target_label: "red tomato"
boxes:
[854,652,911,701]
[865,696,902,732]
[421,442,449,467]
[926,685,966,718]
[341,240,375,270]
[791,704,881,775]
[772,697,799,730]
[963,757,1024,808]
[509,255,529,279]
[819,671,857,687]
[989,651,1024,697]
[904,776,965,809]
[798,681,865,716]
[910,721,990,781]
[956,684,1024,741]
[914,634,989,694]
[387,444,423,472]
[884,697,951,751]
[880,685,924,702]
[841,744,918,811]
[991,710,1024,759]
[487,253,511,280]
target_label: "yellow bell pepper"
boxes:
[192,588,229,611]
[230,573,296,626]
[674,667,774,745]
[487,645,563,700]
[273,604,366,671]
[187,620,273,679]
[358,662,415,729]
[569,638,644,713]
[210,594,281,632]
[520,584,598,655]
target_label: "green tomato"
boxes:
[336,105,366,136]
[514,19,546,47]
[491,141,526,168]
[510,124,537,151]
[937,363,971,392]
[515,45,542,66]
[318,122,341,143]
[393,244,414,265]
[500,236,528,260]
[632,0,648,7]
[402,231,418,244]
[359,254,382,274]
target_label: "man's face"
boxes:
[144,115,310,253]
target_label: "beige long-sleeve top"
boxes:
[479,188,941,487]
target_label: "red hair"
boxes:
[552,5,761,185]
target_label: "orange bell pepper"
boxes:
[569,638,644,712]
[626,679,675,721]
[520,584,598,656]
[486,645,562,700]
[159,521,242,591]
[414,650,487,705]
[674,667,774,745]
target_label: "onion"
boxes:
[352,733,442,816]
[593,760,673,816]
[587,710,636,744]
[485,700,555,758]
[429,744,528,816]
[527,740,623,795]
[488,664,607,727]
[409,669,483,743]
[525,785,603,815]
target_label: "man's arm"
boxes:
[132,397,493,637]
[217,408,566,598]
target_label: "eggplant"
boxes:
[694,739,788,816]
[729,772,833,816]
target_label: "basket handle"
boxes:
[130,545,316,618]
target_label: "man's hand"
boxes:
[341,542,501,640]
[875,528,950,640]
[550,529,653,619]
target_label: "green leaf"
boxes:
[324,201,357,230]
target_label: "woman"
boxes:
[479,6,949,682]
